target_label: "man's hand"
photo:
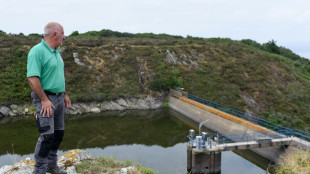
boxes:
[41,99,55,117]
[64,94,71,109]
[28,76,55,117]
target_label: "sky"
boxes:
[1,0,309,59]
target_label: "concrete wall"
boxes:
[168,95,301,162]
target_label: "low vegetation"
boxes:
[75,156,154,174]
[274,152,310,174]
[0,29,309,131]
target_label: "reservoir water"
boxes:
[0,109,271,173]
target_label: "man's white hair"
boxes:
[44,22,60,36]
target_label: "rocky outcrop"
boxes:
[164,49,199,69]
[0,104,32,117]
[165,50,179,64]
[0,106,10,117]
[0,149,93,174]
[65,96,164,115]
[0,96,165,117]
[73,52,85,67]
[136,57,153,90]
[0,149,139,174]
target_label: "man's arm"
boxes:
[28,76,54,117]
[63,92,71,109]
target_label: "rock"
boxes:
[136,57,152,90]
[73,53,85,66]
[0,96,165,117]
[0,106,10,117]
[120,166,136,174]
[73,53,78,59]
[10,104,18,109]
[113,54,119,60]
[115,46,125,51]
[57,149,94,169]
[65,106,81,115]
[165,50,178,64]
[117,98,129,108]
[0,149,93,174]
[105,101,126,111]
[0,165,12,174]
[179,53,187,60]
[190,50,201,60]
[8,111,18,117]
[59,47,66,54]
[90,107,100,113]
[0,157,35,174]
[65,166,78,174]
[188,60,198,70]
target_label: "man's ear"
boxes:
[52,31,57,37]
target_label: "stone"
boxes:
[117,98,129,108]
[120,166,136,174]
[73,53,78,59]
[0,96,165,117]
[65,166,78,174]
[8,111,18,117]
[10,104,18,109]
[59,47,66,54]
[90,107,100,113]
[0,158,35,174]
[190,50,201,60]
[165,50,178,64]
[73,53,85,66]
[0,165,12,174]
[0,106,10,117]
[0,149,93,174]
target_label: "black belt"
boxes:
[44,91,63,96]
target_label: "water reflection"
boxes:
[0,109,269,173]
[62,109,189,150]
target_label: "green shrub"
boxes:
[69,31,79,37]
[0,30,6,36]
[140,167,155,174]
[262,39,280,54]
[240,39,261,48]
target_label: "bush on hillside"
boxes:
[0,30,7,36]
[240,39,261,48]
[69,31,79,37]
[262,39,280,54]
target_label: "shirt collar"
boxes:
[41,39,58,53]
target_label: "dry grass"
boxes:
[75,157,154,174]
[275,151,310,174]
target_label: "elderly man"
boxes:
[27,22,71,174]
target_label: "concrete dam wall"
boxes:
[168,91,303,163]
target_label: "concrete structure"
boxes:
[187,146,221,174]
[168,90,310,165]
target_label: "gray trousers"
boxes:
[31,91,65,174]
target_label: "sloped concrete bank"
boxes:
[0,95,164,117]
[168,94,305,163]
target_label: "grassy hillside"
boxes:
[0,30,309,131]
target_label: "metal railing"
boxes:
[217,132,286,145]
[188,131,292,150]
[187,93,310,142]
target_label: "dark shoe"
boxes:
[46,166,67,174]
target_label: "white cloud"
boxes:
[0,0,309,58]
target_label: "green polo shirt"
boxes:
[27,39,65,93]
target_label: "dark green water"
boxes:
[0,109,270,173]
